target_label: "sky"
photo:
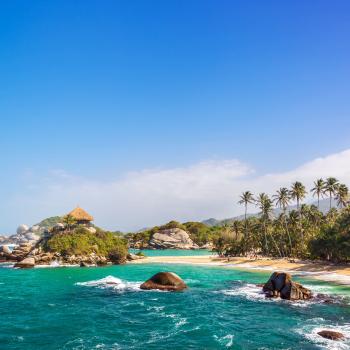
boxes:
[0,0,350,233]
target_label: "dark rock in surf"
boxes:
[317,330,345,341]
[262,272,312,300]
[140,272,187,291]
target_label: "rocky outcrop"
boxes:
[317,330,345,341]
[148,228,199,250]
[14,257,35,268]
[127,253,145,261]
[262,272,312,300]
[140,272,187,291]
[10,242,36,260]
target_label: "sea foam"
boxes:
[296,320,350,350]
[76,276,141,292]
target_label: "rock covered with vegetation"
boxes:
[3,225,128,267]
[127,220,221,249]
[149,227,198,249]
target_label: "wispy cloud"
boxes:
[4,149,350,233]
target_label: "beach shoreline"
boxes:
[130,255,350,286]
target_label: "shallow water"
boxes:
[129,248,214,256]
[1,262,350,349]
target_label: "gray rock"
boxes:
[16,224,29,235]
[149,228,199,250]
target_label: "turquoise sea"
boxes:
[1,253,350,350]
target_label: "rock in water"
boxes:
[149,228,199,249]
[140,272,188,291]
[280,281,312,300]
[14,257,35,268]
[262,272,312,300]
[317,330,345,341]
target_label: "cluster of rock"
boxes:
[262,272,312,300]
[0,224,42,246]
[131,227,200,250]
[149,228,199,249]
[1,235,144,268]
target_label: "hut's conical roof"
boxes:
[68,207,94,221]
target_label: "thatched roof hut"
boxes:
[68,207,94,224]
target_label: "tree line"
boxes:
[214,177,350,262]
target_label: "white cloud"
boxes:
[3,149,350,233]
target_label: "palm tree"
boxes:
[231,220,242,240]
[311,178,325,209]
[62,214,76,231]
[325,177,339,209]
[290,181,306,209]
[335,183,349,208]
[238,191,255,240]
[273,187,292,255]
[256,193,280,255]
[238,191,255,222]
[273,187,290,213]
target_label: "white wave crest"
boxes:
[76,276,141,292]
[214,334,234,348]
[221,283,268,302]
[296,321,350,350]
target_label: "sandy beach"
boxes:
[131,255,350,285]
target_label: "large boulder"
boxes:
[14,257,35,268]
[317,330,345,341]
[0,245,12,255]
[262,272,312,300]
[16,224,29,235]
[140,272,187,291]
[149,228,199,250]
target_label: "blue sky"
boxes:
[1,1,350,233]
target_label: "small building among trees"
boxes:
[68,207,94,226]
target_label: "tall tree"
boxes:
[335,183,349,208]
[311,178,325,209]
[325,177,339,209]
[256,193,276,254]
[273,187,292,255]
[290,181,306,209]
[238,191,255,241]
[238,191,255,222]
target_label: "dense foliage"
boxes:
[44,226,128,260]
[215,177,350,262]
[126,220,223,247]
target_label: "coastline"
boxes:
[130,255,350,286]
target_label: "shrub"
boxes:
[44,227,128,262]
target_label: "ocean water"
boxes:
[129,249,214,256]
[1,261,350,350]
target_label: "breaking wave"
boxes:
[296,319,350,350]
[76,276,141,292]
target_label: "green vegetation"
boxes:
[126,220,223,247]
[44,226,128,261]
[216,177,350,262]
[35,216,62,229]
